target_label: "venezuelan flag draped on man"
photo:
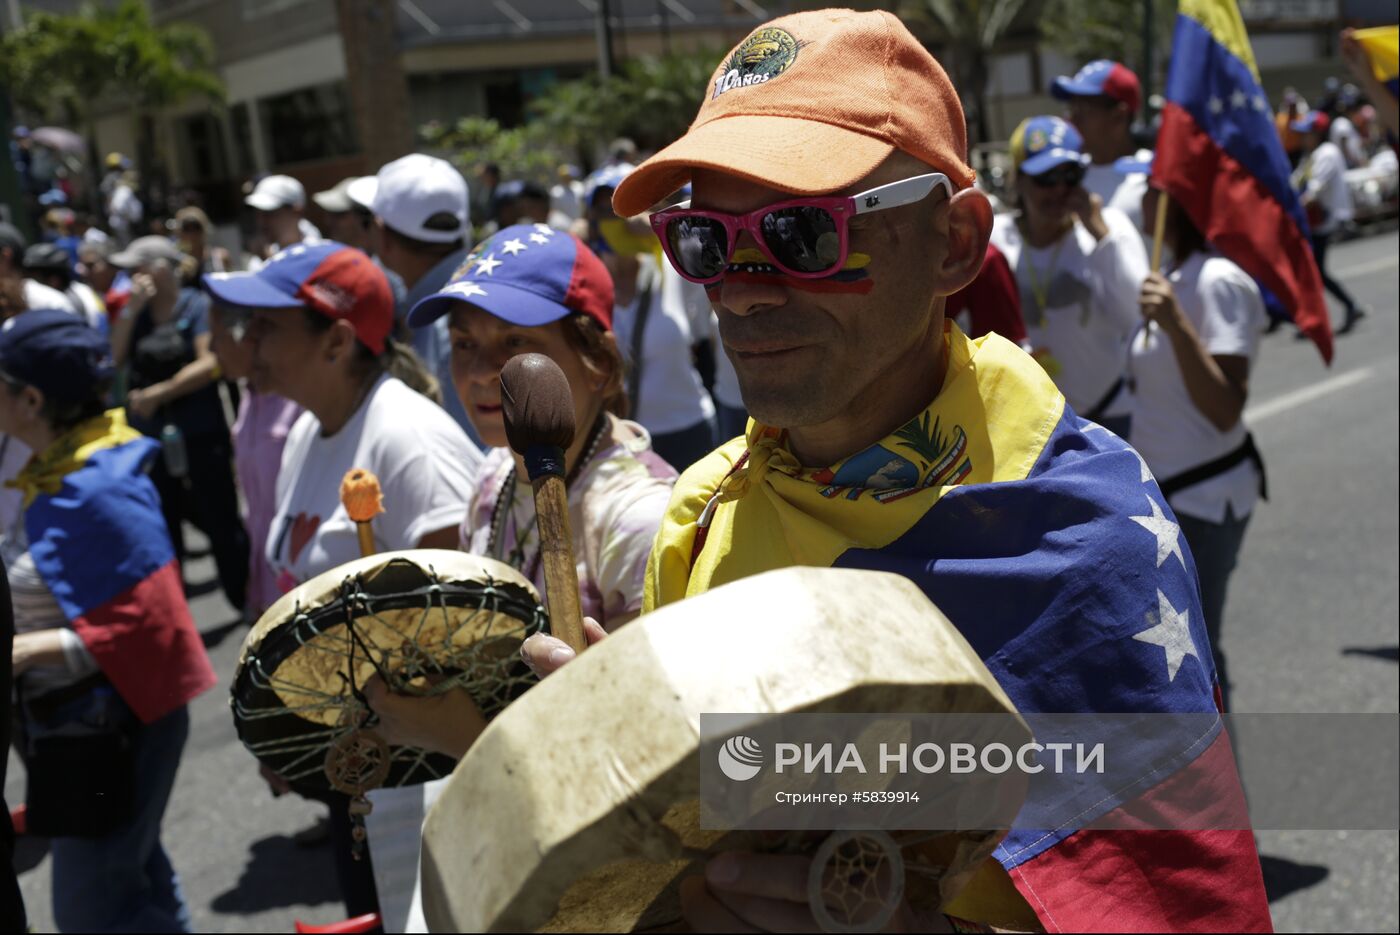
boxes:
[1154,0,1334,362]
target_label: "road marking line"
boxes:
[1334,255,1399,277]
[1246,367,1376,423]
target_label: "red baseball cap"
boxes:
[203,242,394,355]
[1051,60,1142,114]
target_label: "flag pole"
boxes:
[1150,188,1169,272]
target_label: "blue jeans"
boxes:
[48,705,192,933]
[1175,505,1251,714]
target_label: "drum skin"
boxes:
[231,549,547,795]
[420,566,1026,933]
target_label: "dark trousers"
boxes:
[149,432,249,612]
[1176,505,1252,714]
[1310,233,1359,316]
[651,416,719,475]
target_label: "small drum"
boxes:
[420,566,1028,933]
[231,550,547,798]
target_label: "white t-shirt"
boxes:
[22,279,67,312]
[612,256,715,435]
[0,433,31,542]
[989,207,1147,415]
[265,374,481,592]
[1128,252,1265,524]
[1296,141,1354,235]
[1329,116,1365,168]
[1082,149,1153,232]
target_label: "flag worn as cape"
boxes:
[17,411,216,723]
[1154,0,1333,364]
[645,323,1272,933]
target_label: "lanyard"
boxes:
[1022,232,1069,323]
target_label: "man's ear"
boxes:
[935,187,993,296]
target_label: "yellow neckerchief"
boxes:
[644,320,1065,611]
[8,408,144,507]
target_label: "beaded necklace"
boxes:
[486,414,610,581]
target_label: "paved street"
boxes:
[6,231,1398,933]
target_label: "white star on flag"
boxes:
[446,281,487,299]
[1230,89,1247,109]
[1253,94,1268,111]
[501,239,527,256]
[1209,96,1224,115]
[1084,423,1154,483]
[1128,446,1153,484]
[1133,589,1199,682]
[1130,494,1186,570]
[533,223,554,235]
[289,244,307,256]
[473,253,502,276]
[529,233,550,245]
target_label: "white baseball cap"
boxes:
[245,175,306,211]
[347,154,469,244]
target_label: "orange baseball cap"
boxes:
[612,9,975,218]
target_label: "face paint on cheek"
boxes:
[714,247,877,295]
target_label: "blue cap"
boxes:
[1010,116,1092,176]
[407,223,614,331]
[1050,60,1142,112]
[1114,154,1153,175]
[1290,110,1329,134]
[0,309,114,402]
[204,242,394,355]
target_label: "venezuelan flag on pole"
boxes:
[1353,25,1399,99]
[1155,0,1333,363]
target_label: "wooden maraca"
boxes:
[499,353,586,654]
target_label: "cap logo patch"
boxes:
[712,27,803,100]
[303,279,355,314]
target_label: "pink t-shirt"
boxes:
[232,389,303,614]
[460,415,677,626]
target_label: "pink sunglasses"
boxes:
[649,172,954,285]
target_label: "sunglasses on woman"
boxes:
[1029,164,1086,189]
[649,172,954,286]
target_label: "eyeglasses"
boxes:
[1028,165,1086,189]
[649,172,954,286]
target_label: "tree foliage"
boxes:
[425,49,721,183]
[1039,0,1178,94]
[0,0,223,126]
[899,0,1036,144]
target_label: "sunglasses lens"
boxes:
[1035,166,1085,188]
[665,216,729,281]
[760,206,841,273]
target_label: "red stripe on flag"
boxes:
[72,559,218,724]
[1155,102,1333,364]
[1008,731,1272,932]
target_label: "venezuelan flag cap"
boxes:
[203,242,393,355]
[1051,59,1143,113]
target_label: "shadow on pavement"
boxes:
[1260,853,1330,903]
[183,578,221,599]
[210,833,340,914]
[1341,645,1399,663]
[200,617,248,650]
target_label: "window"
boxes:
[258,81,359,166]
